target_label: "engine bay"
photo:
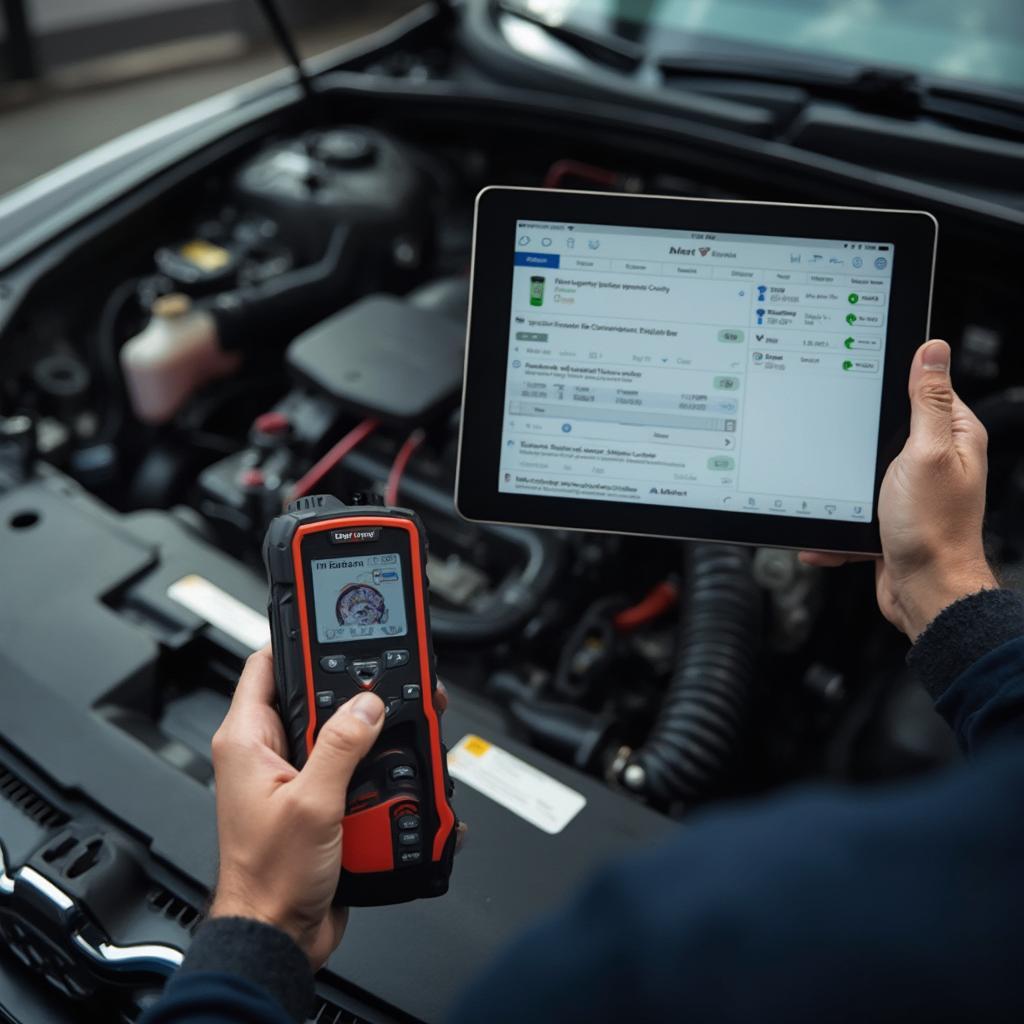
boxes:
[1,23,1023,1019]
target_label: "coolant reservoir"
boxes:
[120,293,240,424]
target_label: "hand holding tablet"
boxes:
[801,337,996,638]
[456,187,938,554]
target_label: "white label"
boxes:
[447,734,586,834]
[167,575,270,651]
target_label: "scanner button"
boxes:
[398,831,421,846]
[402,684,421,701]
[399,850,422,865]
[384,649,410,669]
[397,815,420,831]
[315,690,334,708]
[319,655,346,673]
[390,765,416,781]
[348,659,382,688]
[385,698,402,718]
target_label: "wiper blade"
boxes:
[496,0,644,73]
[924,81,1024,136]
[659,54,1024,135]
[660,55,920,113]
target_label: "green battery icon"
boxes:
[530,275,545,307]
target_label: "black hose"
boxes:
[552,595,622,700]
[489,671,616,771]
[341,448,565,643]
[623,543,761,806]
[429,523,562,643]
[91,278,141,443]
[208,226,356,353]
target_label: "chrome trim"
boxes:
[453,185,938,558]
[72,933,184,974]
[0,92,240,216]
[1,834,185,980]
[0,841,14,896]
[18,866,75,911]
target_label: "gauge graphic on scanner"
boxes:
[336,583,388,626]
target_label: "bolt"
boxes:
[393,237,419,268]
[622,763,647,790]
[1,415,32,437]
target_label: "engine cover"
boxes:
[0,470,669,1021]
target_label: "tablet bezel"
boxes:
[455,186,937,554]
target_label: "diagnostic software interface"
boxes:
[498,219,895,523]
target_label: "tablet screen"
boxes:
[498,220,894,523]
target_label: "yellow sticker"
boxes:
[462,735,491,757]
[448,734,586,834]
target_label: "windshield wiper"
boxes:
[496,0,1024,141]
[661,56,916,112]
[495,0,644,73]
[659,55,1024,138]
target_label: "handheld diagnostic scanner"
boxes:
[263,494,457,906]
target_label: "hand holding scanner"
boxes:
[263,494,456,906]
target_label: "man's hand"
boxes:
[801,339,997,639]
[209,647,385,968]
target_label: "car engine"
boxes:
[1,42,1022,1020]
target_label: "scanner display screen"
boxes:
[310,554,408,644]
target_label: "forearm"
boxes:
[907,587,1024,753]
[140,918,313,1024]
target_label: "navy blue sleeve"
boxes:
[935,635,1024,751]
[907,588,1024,753]
[140,917,312,1024]
[449,603,1024,1024]
[140,972,292,1024]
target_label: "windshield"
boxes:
[506,0,1024,93]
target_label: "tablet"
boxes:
[455,187,937,554]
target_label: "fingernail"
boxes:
[344,692,384,726]
[922,339,950,372]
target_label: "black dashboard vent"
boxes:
[146,885,203,933]
[309,995,371,1024]
[0,767,68,828]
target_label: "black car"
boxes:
[1,2,1022,1021]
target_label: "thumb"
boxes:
[293,692,385,821]
[908,339,954,449]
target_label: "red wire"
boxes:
[385,428,426,506]
[543,159,620,190]
[288,418,379,501]
[613,580,679,632]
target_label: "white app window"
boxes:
[499,221,893,524]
